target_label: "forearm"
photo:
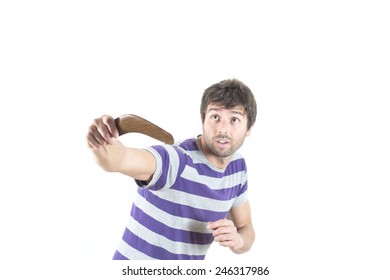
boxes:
[87,114,156,181]
[90,140,156,181]
[232,223,255,254]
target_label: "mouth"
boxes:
[217,139,229,144]
[215,137,231,146]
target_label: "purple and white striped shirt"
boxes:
[113,137,248,260]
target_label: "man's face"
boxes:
[202,104,252,159]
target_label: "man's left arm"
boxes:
[208,201,255,254]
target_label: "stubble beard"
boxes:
[205,135,244,159]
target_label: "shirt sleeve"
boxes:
[232,182,248,207]
[135,144,181,191]
[232,162,249,207]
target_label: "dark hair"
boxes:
[200,79,257,130]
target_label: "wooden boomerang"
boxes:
[114,114,174,144]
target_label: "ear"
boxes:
[246,125,254,137]
[200,113,205,131]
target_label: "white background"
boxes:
[1,0,389,279]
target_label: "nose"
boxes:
[217,118,228,135]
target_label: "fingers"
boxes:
[207,219,239,249]
[208,219,234,230]
[87,124,106,148]
[87,115,118,149]
[103,115,119,138]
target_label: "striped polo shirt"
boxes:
[113,137,248,260]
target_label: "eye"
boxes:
[232,117,240,124]
[211,114,219,121]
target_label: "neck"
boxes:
[197,135,231,170]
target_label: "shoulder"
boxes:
[228,152,247,171]
[144,138,197,162]
[174,138,199,152]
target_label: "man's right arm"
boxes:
[86,115,156,181]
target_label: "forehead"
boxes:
[206,104,246,115]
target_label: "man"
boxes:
[86,78,257,260]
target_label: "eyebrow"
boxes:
[208,107,245,116]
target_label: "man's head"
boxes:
[200,79,257,131]
[199,79,257,167]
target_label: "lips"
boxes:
[215,137,231,145]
